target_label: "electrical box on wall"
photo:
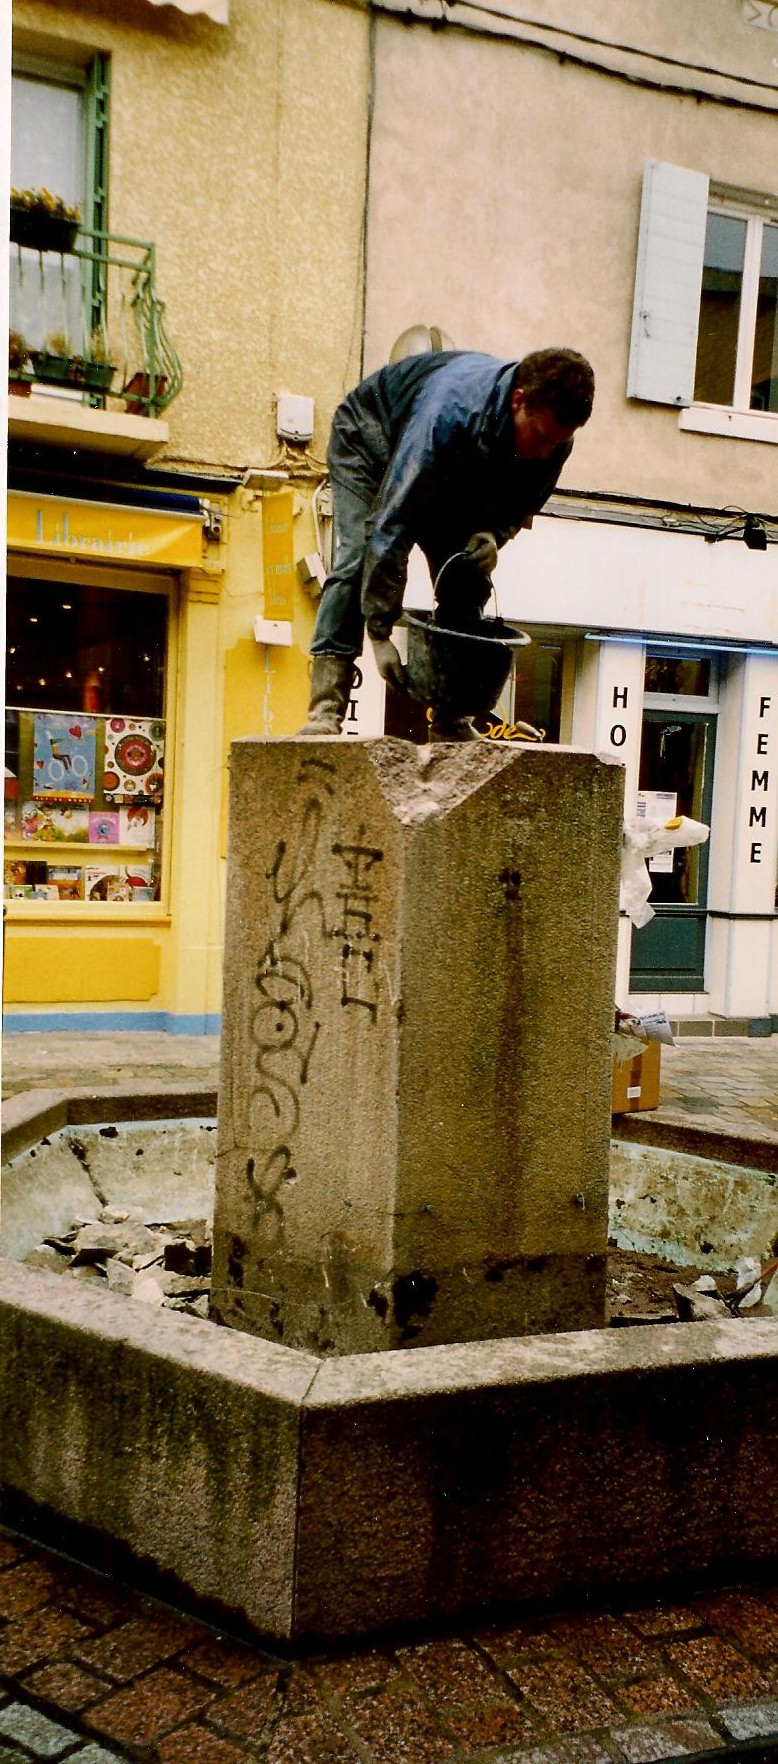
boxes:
[253,617,293,647]
[276,392,314,442]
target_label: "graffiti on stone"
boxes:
[245,758,385,1223]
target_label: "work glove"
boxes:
[370,637,408,693]
[463,531,498,574]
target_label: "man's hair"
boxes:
[514,348,595,427]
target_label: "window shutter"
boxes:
[627,160,709,406]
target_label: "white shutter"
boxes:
[627,160,709,406]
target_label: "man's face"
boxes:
[511,388,577,460]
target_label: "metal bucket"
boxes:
[402,610,530,717]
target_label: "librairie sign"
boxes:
[7,493,204,569]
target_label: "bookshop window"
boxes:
[5,574,168,904]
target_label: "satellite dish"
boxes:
[389,324,456,363]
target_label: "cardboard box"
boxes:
[612,1039,661,1113]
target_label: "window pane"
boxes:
[11,74,85,209]
[511,642,563,740]
[751,221,778,412]
[637,719,709,905]
[693,212,746,406]
[11,75,86,354]
[644,655,710,696]
[6,576,166,716]
[5,577,167,906]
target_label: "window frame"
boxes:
[4,554,178,924]
[628,160,778,443]
[693,193,777,414]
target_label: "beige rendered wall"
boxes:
[364,1,778,513]
[13,0,371,468]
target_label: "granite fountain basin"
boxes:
[1,1083,777,1644]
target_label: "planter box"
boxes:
[10,206,79,254]
[30,353,116,395]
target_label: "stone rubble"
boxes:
[23,1205,213,1318]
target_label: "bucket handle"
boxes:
[433,550,499,620]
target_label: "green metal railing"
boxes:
[9,223,183,418]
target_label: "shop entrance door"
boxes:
[629,709,717,991]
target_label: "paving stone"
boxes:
[264,1709,362,1764]
[84,1667,214,1746]
[0,1701,79,1758]
[614,1674,703,1717]
[0,1609,92,1678]
[504,1657,623,1735]
[206,1670,285,1739]
[473,1619,561,1662]
[21,1665,111,1714]
[0,1563,66,1621]
[610,1716,724,1761]
[70,1747,125,1763]
[180,1633,274,1691]
[445,1701,539,1749]
[397,1636,536,1750]
[336,1677,456,1763]
[313,1651,397,1698]
[718,1697,778,1739]
[548,1613,658,1679]
[275,1667,322,1718]
[665,1632,771,1700]
[692,1591,778,1657]
[621,1604,702,1639]
[156,1725,254,1764]
[55,1579,138,1632]
[74,1613,203,1682]
[489,1740,613,1764]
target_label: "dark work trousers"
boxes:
[309,474,377,660]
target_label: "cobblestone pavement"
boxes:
[650,1040,778,1147]
[2,1030,776,1150]
[1,1529,777,1764]
[0,1033,221,1101]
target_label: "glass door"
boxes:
[629,709,717,990]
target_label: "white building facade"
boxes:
[361,0,778,1031]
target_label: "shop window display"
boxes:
[4,575,167,904]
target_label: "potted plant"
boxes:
[81,325,117,395]
[30,332,73,386]
[10,187,81,254]
[8,329,32,396]
[30,329,117,398]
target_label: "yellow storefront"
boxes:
[4,487,228,1033]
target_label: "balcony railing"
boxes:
[9,224,183,419]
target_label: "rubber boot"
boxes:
[297,655,355,737]
[428,711,479,743]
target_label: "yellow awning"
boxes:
[144,0,228,23]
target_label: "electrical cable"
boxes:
[439,0,778,94]
[368,0,778,113]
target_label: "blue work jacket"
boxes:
[328,351,573,638]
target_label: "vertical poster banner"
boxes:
[103,718,165,801]
[33,712,98,801]
[261,490,295,620]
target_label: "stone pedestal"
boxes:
[211,738,623,1353]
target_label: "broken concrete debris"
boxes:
[25,1206,213,1317]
